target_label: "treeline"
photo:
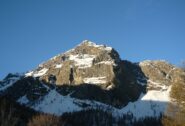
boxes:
[0,97,37,126]
[0,97,163,126]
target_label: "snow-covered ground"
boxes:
[17,84,171,120]
[115,86,171,119]
[83,77,107,84]
[17,89,112,116]
[32,90,82,115]
[33,68,48,77]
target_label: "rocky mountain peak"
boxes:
[77,40,113,52]
[25,40,122,90]
[78,40,99,47]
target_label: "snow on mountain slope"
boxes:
[32,90,82,115]
[17,89,111,116]
[116,86,171,119]
[25,68,48,77]
[0,74,21,91]
[16,83,171,120]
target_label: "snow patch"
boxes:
[96,61,116,66]
[83,77,107,84]
[139,60,152,66]
[0,77,20,91]
[80,40,112,51]
[106,85,114,90]
[104,46,112,51]
[25,71,34,77]
[148,80,168,90]
[69,54,96,68]
[25,68,48,77]
[166,67,176,79]
[50,56,57,60]
[55,64,63,68]
[17,95,30,104]
[142,87,171,102]
[33,68,48,77]
[64,48,75,54]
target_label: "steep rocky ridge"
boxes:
[139,60,183,91]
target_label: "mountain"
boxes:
[0,40,185,122]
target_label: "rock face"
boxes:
[26,40,122,90]
[0,40,185,119]
[139,60,184,91]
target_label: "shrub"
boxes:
[27,114,63,126]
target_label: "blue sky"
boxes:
[0,0,185,79]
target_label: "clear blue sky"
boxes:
[0,0,185,79]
